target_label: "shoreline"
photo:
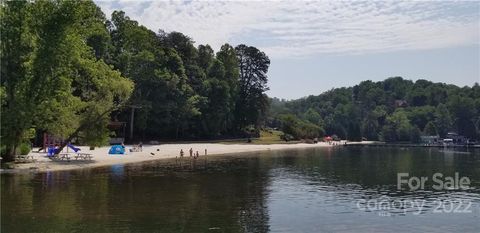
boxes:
[4,142,339,174]
[7,141,475,174]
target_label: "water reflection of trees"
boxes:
[1,158,271,233]
[3,148,479,232]
[266,147,480,194]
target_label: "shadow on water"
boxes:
[2,147,480,232]
[1,156,271,233]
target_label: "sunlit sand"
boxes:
[14,142,336,172]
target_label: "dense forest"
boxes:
[0,0,270,161]
[268,77,480,142]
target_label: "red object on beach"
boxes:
[324,136,333,141]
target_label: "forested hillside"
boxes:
[0,0,270,161]
[268,77,480,142]
[106,12,270,139]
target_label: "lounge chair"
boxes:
[130,144,143,152]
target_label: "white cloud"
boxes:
[95,0,480,58]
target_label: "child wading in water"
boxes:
[180,149,184,157]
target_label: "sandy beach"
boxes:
[10,142,337,172]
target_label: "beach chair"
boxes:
[131,144,143,152]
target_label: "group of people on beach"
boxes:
[179,148,207,159]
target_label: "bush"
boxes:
[19,143,31,155]
[297,121,324,139]
[281,133,294,142]
[278,114,324,140]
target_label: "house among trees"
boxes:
[394,100,408,108]
[445,132,467,144]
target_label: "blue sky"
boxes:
[96,0,480,99]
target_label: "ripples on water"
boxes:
[2,147,480,232]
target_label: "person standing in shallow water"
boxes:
[189,148,193,157]
[180,149,184,157]
[205,149,207,156]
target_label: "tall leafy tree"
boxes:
[235,44,270,130]
[447,95,477,139]
[108,11,201,139]
[424,121,438,136]
[1,1,134,160]
[434,103,452,138]
[217,44,239,131]
[201,59,231,136]
[1,0,36,159]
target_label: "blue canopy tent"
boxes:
[109,145,125,154]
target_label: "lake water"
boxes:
[2,147,480,232]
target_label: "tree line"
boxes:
[0,0,270,161]
[106,11,269,139]
[268,77,480,142]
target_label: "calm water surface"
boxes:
[2,147,480,232]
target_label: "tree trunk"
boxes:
[129,107,135,142]
[4,145,16,162]
[3,131,22,162]
[55,106,119,155]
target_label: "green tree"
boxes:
[1,1,134,160]
[410,126,421,143]
[407,106,435,131]
[108,11,201,139]
[381,125,396,142]
[434,103,452,138]
[198,44,214,71]
[216,44,239,131]
[278,114,324,139]
[0,1,36,159]
[303,108,322,125]
[235,44,270,130]
[201,59,231,136]
[424,121,438,136]
[384,109,413,141]
[447,96,477,139]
